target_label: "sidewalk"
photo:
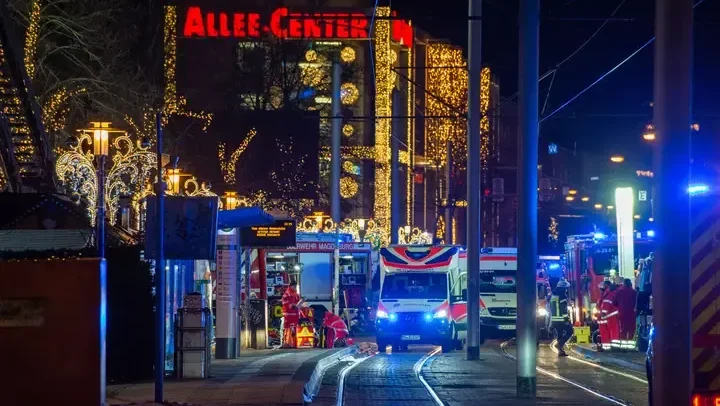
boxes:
[423,345,612,405]
[107,348,350,406]
[571,342,646,373]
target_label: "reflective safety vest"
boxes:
[549,294,569,322]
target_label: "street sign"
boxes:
[145,196,219,260]
[639,190,648,201]
[239,219,296,247]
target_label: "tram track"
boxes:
[336,345,445,406]
[500,339,639,405]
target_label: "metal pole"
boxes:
[445,141,453,244]
[466,0,482,361]
[517,0,539,398]
[243,248,251,349]
[154,112,166,403]
[652,0,692,404]
[331,59,342,316]
[97,155,106,258]
[391,89,401,245]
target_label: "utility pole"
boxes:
[331,59,342,316]
[391,89,401,245]
[445,141,453,244]
[465,0,482,361]
[154,112,166,403]
[652,0,692,404]
[517,0,539,398]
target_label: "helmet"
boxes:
[557,280,570,289]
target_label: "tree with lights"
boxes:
[268,138,317,218]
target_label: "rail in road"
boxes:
[336,345,444,406]
[500,339,649,406]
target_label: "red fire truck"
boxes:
[564,233,654,324]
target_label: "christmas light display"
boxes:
[305,49,318,62]
[373,6,392,244]
[340,82,359,105]
[340,176,358,198]
[398,226,433,245]
[426,43,467,167]
[342,123,354,137]
[340,46,355,63]
[480,67,491,166]
[24,0,40,80]
[406,47,413,225]
[435,216,445,244]
[342,160,355,174]
[218,128,258,185]
[548,217,559,244]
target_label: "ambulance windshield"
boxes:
[381,273,448,300]
[479,271,517,293]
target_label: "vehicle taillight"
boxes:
[691,393,720,406]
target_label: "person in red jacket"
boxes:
[597,280,620,351]
[322,311,349,348]
[613,278,638,341]
[282,281,301,348]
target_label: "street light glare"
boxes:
[610,155,625,163]
[565,196,574,201]
[688,184,710,195]
[594,203,603,209]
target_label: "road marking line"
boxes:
[336,353,373,406]
[500,340,628,406]
[413,346,445,406]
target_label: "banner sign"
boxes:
[240,220,297,248]
[287,241,372,252]
[144,196,219,260]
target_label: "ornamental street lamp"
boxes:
[642,124,656,141]
[357,218,367,242]
[224,191,238,210]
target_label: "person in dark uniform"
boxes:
[548,279,574,356]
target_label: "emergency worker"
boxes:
[614,278,638,341]
[597,280,620,351]
[282,281,301,348]
[322,311,349,348]
[548,279,574,356]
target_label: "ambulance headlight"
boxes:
[433,309,448,319]
[376,309,389,319]
[536,307,548,317]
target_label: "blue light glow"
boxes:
[594,232,606,240]
[388,313,398,322]
[646,230,655,238]
[549,263,560,270]
[688,184,709,195]
[433,309,447,319]
[376,309,388,319]
[424,313,432,322]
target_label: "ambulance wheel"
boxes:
[377,339,390,353]
[441,340,454,353]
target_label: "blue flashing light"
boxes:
[388,313,398,322]
[688,184,710,195]
[424,313,432,322]
[647,230,656,238]
[376,309,389,319]
[549,263,561,270]
[593,232,606,240]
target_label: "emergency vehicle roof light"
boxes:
[593,232,606,240]
[646,230,655,238]
[688,183,709,195]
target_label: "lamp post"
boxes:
[224,191,238,210]
[92,123,109,258]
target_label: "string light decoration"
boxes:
[548,217,559,245]
[342,160,355,174]
[296,217,385,249]
[218,128,258,184]
[435,216,445,244]
[162,6,213,131]
[56,131,156,226]
[398,226,433,245]
[269,139,317,218]
[23,0,41,80]
[391,49,398,64]
[342,124,354,137]
[305,49,318,62]
[301,65,325,87]
[43,87,87,132]
[373,6,392,244]
[320,146,410,165]
[480,67,491,167]
[452,217,457,244]
[340,47,356,63]
[340,176,358,198]
[340,82,359,105]
[426,44,468,167]
[0,163,8,191]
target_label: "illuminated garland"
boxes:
[480,67,491,167]
[340,47,356,63]
[340,176,358,198]
[43,87,87,132]
[320,146,409,165]
[426,44,467,167]
[296,217,384,249]
[406,46,413,226]
[435,216,445,244]
[398,226,433,245]
[218,128,258,185]
[452,217,457,244]
[342,124,354,137]
[373,6,392,245]
[548,217,558,244]
[340,82,359,105]
[24,0,41,80]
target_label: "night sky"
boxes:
[391,0,720,167]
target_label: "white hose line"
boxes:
[413,346,445,406]
[500,340,628,406]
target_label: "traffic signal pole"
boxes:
[465,0,482,361]
[516,0,539,398]
[652,0,693,404]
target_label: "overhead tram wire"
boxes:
[541,0,708,123]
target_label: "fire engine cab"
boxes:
[564,233,654,324]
